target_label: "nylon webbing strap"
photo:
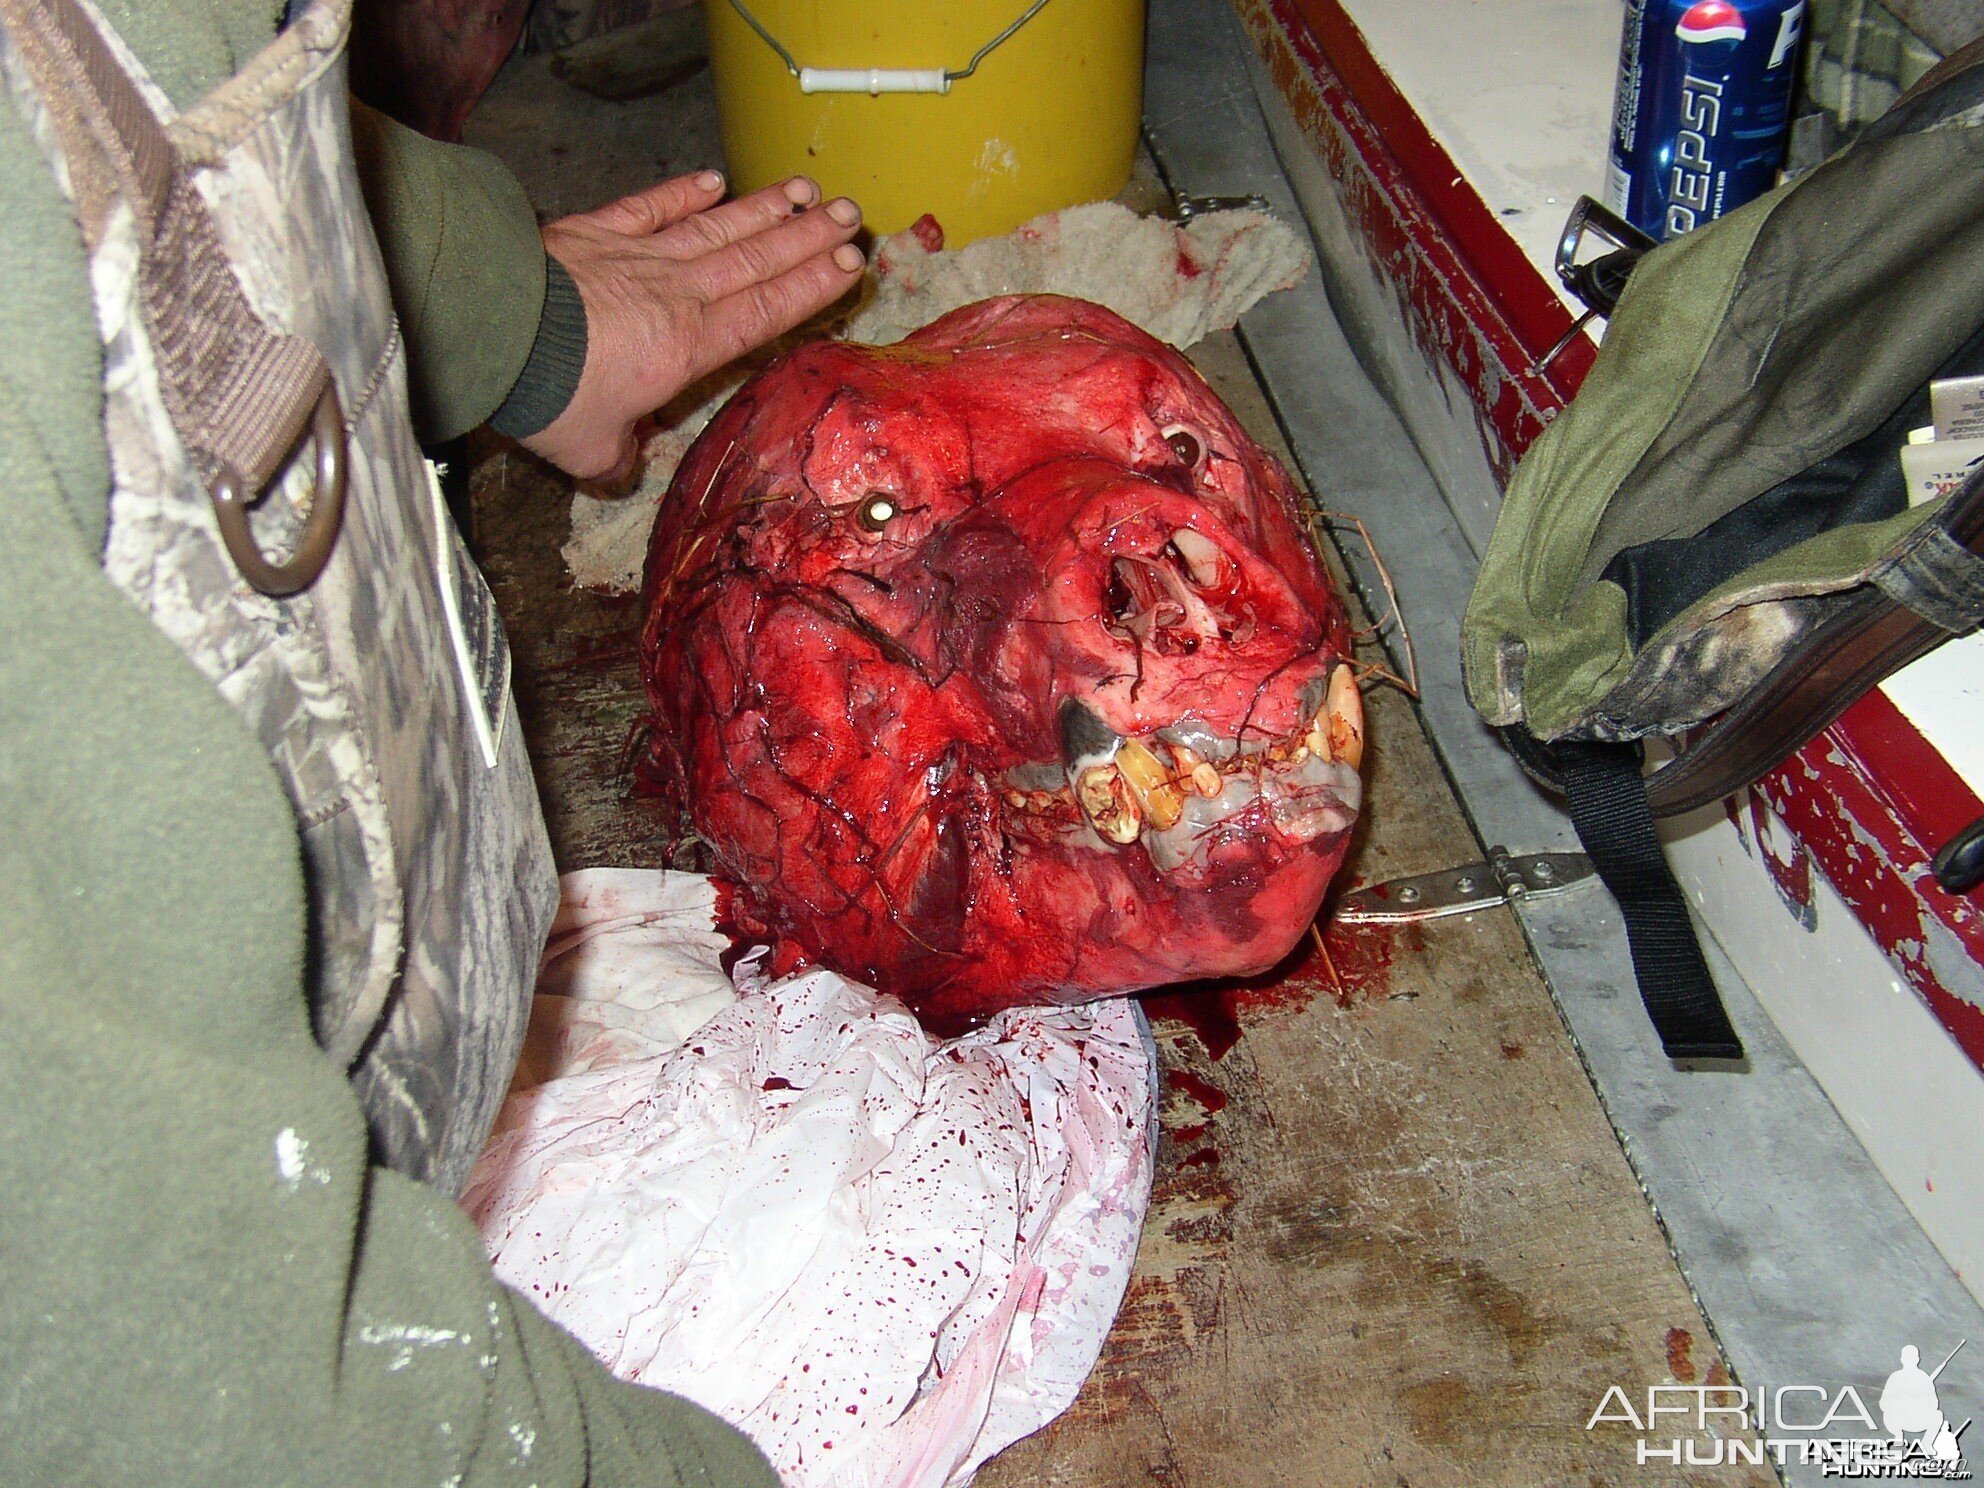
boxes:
[0,0,329,493]
[1555,740,1745,1061]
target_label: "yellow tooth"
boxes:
[1076,763,1143,844]
[1191,762,1223,797]
[1115,738,1185,831]
[1304,711,1332,763]
[1006,789,1028,809]
[1325,663,1365,771]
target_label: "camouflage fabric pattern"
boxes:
[0,0,556,1193]
[1798,0,1946,152]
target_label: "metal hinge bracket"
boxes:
[1165,193,1272,222]
[1333,848,1595,926]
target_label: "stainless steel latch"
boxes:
[1332,848,1596,926]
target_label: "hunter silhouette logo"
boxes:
[1587,1338,1972,1475]
[1881,1344,1970,1469]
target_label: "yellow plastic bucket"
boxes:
[704,0,1145,247]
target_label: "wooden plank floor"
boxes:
[462,39,1769,1487]
[972,341,1768,1488]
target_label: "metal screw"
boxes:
[1455,875,1476,894]
[1533,859,1556,881]
[1398,885,1421,903]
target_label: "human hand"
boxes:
[522,170,865,482]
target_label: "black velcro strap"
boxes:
[1555,740,1745,1061]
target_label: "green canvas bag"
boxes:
[1462,40,1984,1060]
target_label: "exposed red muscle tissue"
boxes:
[640,295,1363,1032]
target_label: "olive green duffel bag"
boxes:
[1462,40,1984,1060]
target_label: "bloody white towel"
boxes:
[463,869,1156,1488]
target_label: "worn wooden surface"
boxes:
[466,438,678,872]
[463,51,1766,1488]
[961,340,1766,1488]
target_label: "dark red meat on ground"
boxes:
[349,0,529,141]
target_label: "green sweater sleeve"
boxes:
[348,100,568,443]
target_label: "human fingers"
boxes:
[688,198,863,304]
[592,427,642,488]
[698,242,866,371]
[651,175,825,257]
[582,169,728,237]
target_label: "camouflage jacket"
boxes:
[0,1,774,1484]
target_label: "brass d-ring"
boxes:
[209,382,349,597]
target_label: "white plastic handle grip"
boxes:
[798,67,951,94]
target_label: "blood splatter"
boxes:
[1140,916,1397,1059]
[1164,1068,1229,1113]
[907,213,946,253]
[1142,987,1244,1060]
[1666,1326,1697,1383]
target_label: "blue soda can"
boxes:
[1604,0,1807,241]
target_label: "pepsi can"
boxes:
[1605,0,1806,241]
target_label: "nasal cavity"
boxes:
[1107,557,1167,632]
[1103,531,1255,653]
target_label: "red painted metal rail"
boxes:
[1233,0,1984,1069]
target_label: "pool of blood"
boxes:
[1139,914,1400,1060]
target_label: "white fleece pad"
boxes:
[463,869,1156,1487]
[561,200,1311,592]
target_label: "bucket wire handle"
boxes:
[724,0,1053,94]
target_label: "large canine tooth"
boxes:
[1076,764,1144,845]
[1116,738,1185,831]
[1325,663,1364,771]
[1058,696,1122,775]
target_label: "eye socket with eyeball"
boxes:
[1162,426,1203,469]
[856,493,899,532]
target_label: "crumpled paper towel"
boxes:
[561,199,1311,592]
[464,869,1156,1487]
